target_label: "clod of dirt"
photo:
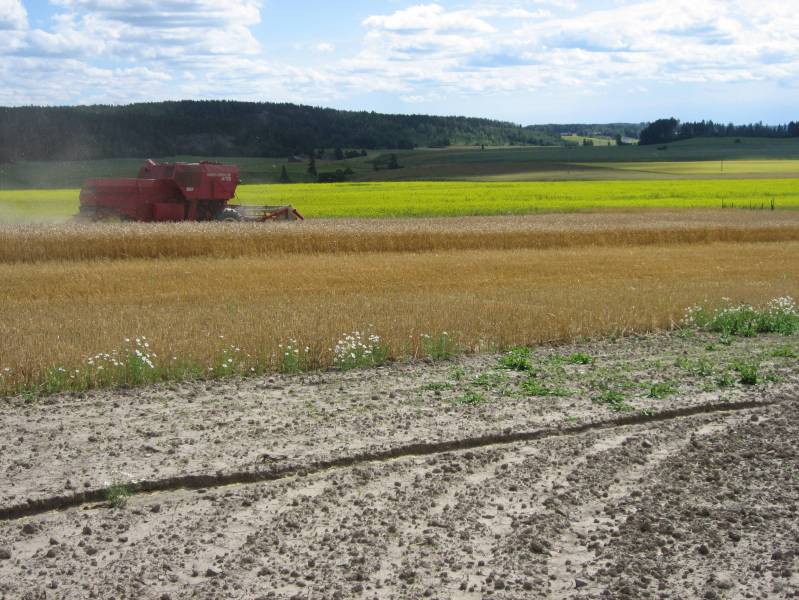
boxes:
[529,540,548,554]
[0,548,10,560]
[21,523,36,534]
[714,573,735,590]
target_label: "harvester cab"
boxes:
[78,160,303,222]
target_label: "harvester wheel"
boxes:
[216,207,242,222]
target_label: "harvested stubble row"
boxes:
[1,238,798,393]
[1,210,799,263]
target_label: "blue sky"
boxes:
[1,0,797,124]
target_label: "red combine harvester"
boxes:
[78,160,303,222]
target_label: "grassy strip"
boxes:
[683,297,799,336]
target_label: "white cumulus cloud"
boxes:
[29,0,263,59]
[0,0,27,30]
[1,0,798,118]
[350,0,799,95]
[363,4,495,33]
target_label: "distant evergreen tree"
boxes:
[279,165,290,183]
[334,147,344,160]
[307,153,317,176]
[388,154,400,169]
[639,118,681,145]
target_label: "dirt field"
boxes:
[1,331,797,599]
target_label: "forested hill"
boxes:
[0,101,560,162]
[639,117,799,145]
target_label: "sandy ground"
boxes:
[0,331,797,599]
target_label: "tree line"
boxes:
[538,123,644,140]
[639,118,799,145]
[0,100,561,162]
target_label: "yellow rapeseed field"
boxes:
[2,178,799,222]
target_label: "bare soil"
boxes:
[1,331,797,599]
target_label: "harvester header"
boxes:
[78,160,302,222]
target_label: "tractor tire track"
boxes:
[545,419,734,598]
[0,398,779,522]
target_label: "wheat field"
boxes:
[2,210,799,263]
[1,224,797,393]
